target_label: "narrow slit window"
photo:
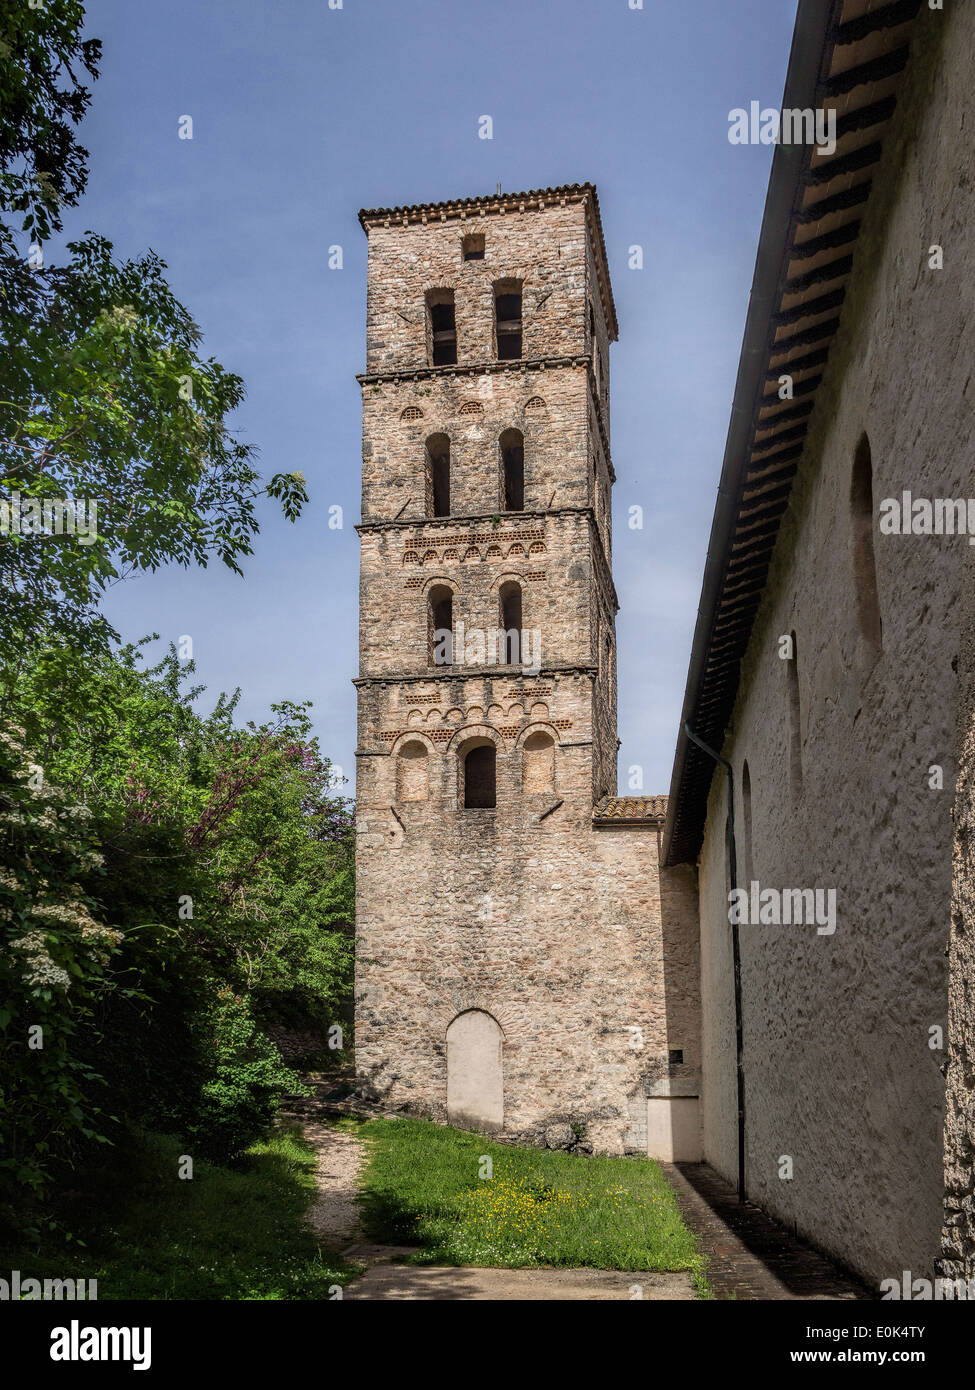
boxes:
[428,584,453,667]
[499,581,523,664]
[494,283,522,361]
[741,759,754,887]
[786,630,803,803]
[428,290,457,366]
[464,744,496,808]
[851,433,883,655]
[500,429,524,511]
[425,434,450,518]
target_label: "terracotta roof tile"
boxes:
[593,795,668,825]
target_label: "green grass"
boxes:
[352,1115,708,1284]
[3,1126,357,1300]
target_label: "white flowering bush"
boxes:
[0,723,125,1214]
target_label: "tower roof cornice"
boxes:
[357,182,618,342]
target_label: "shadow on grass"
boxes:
[4,1126,356,1300]
[353,1115,705,1275]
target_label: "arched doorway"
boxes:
[446,1009,504,1132]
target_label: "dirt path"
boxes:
[295,1112,695,1299]
[301,1118,365,1251]
[344,1264,696,1300]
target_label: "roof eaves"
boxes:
[663,0,924,867]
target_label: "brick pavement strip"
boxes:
[662,1162,872,1302]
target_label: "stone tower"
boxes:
[354,184,700,1155]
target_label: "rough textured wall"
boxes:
[358,511,596,678]
[360,366,590,523]
[355,782,701,1153]
[363,202,589,376]
[943,543,975,1279]
[697,10,970,1286]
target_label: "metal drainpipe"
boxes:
[683,722,746,1205]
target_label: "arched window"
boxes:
[851,433,882,655]
[396,742,429,801]
[428,584,453,666]
[499,580,523,664]
[741,759,754,887]
[425,434,450,518]
[499,429,524,512]
[494,280,522,361]
[786,629,803,803]
[427,289,457,366]
[523,731,555,794]
[463,744,496,809]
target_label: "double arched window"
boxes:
[427,289,457,366]
[497,578,520,636]
[493,280,522,360]
[420,428,529,517]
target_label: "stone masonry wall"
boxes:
[943,542,975,1280]
[363,201,591,376]
[355,778,700,1153]
[360,365,590,523]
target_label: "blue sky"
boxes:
[71,0,799,794]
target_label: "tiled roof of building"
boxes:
[593,795,668,826]
[358,182,619,343]
[664,0,925,866]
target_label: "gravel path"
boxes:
[297,1113,696,1299]
[301,1118,365,1250]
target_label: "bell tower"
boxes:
[352,185,693,1153]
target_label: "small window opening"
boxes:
[499,581,523,664]
[428,290,457,366]
[428,584,453,666]
[464,744,496,808]
[668,1049,684,1065]
[851,433,883,655]
[425,433,450,517]
[786,630,803,802]
[462,233,485,261]
[495,283,522,361]
[500,428,524,511]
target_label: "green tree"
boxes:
[0,0,100,252]
[0,4,307,654]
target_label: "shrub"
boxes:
[0,723,126,1221]
[180,988,307,1162]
